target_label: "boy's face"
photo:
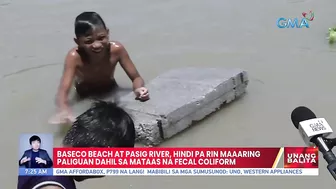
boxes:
[75,27,110,57]
[31,140,40,150]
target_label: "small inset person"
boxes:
[19,135,53,168]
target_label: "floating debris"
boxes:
[328,28,336,44]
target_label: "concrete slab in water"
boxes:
[121,67,249,146]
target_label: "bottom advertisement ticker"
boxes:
[52,168,318,176]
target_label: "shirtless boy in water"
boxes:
[50,12,149,123]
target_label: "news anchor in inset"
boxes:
[19,135,53,168]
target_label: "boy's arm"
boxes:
[56,51,78,110]
[116,42,145,90]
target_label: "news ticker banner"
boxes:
[19,147,318,176]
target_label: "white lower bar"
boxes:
[53,168,318,176]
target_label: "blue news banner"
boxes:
[19,168,53,176]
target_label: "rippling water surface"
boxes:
[1,0,336,188]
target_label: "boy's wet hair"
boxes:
[74,12,107,37]
[63,100,135,147]
[29,135,41,144]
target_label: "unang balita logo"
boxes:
[284,147,318,168]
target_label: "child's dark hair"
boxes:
[75,12,106,37]
[63,100,135,147]
[29,135,41,144]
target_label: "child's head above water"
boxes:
[63,100,135,148]
[74,12,110,56]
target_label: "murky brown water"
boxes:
[1,0,336,188]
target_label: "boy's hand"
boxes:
[48,109,76,124]
[134,87,149,101]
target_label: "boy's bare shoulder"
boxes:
[110,41,127,55]
[65,47,82,67]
